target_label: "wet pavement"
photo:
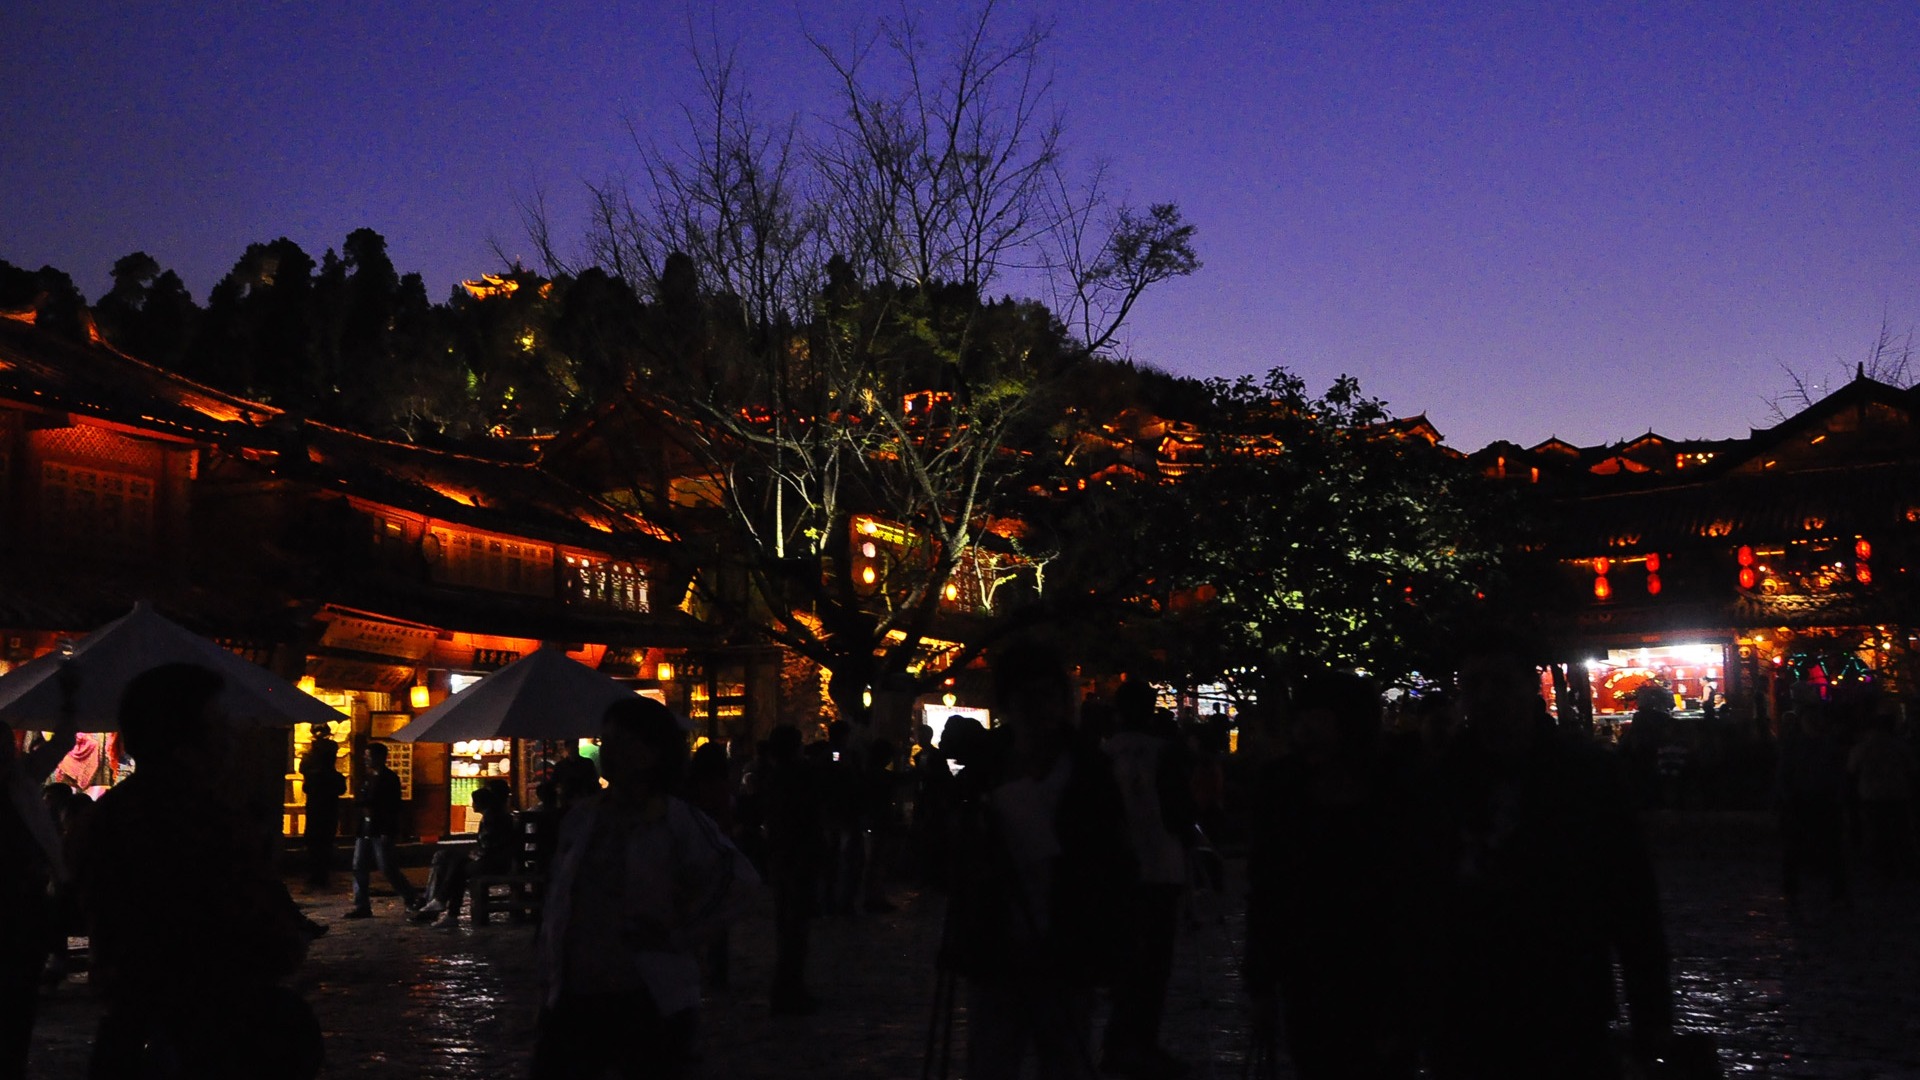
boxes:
[23,812,1920,1079]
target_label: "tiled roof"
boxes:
[0,317,276,443]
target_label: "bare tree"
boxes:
[540,3,1198,730]
[1768,314,1917,420]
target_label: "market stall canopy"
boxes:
[0,602,342,730]
[388,644,641,743]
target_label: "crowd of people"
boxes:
[1,632,1915,1079]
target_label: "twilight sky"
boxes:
[5,1,1917,452]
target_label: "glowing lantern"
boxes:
[1593,576,1612,600]
[943,582,959,601]
[1645,553,1661,573]
[861,566,877,585]
[1592,557,1611,575]
[1646,573,1662,596]
[1737,545,1754,567]
[1856,564,1872,584]
[656,662,675,682]
[1855,538,1871,561]
[410,683,432,710]
[1738,567,1758,590]
[861,541,878,558]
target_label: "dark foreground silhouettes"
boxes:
[531,697,758,1080]
[79,662,321,1080]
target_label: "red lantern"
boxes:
[1593,576,1612,600]
[1855,538,1872,561]
[1738,567,1757,590]
[1856,564,1872,585]
[1645,552,1661,573]
[1592,557,1611,576]
[1646,573,1662,596]
[1737,545,1754,567]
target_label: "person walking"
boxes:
[762,724,825,1015]
[531,697,758,1080]
[345,742,417,918]
[939,644,1134,1080]
[1101,681,1194,1079]
[299,732,345,888]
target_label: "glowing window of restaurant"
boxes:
[1571,643,1728,720]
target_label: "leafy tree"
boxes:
[0,260,89,342]
[94,252,200,370]
[1141,369,1505,697]
[194,238,318,404]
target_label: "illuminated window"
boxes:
[562,553,650,612]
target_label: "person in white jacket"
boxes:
[531,697,759,1080]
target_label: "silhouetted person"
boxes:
[860,737,901,912]
[1101,681,1195,1079]
[346,741,417,917]
[1424,638,1673,1080]
[298,732,344,887]
[908,721,957,887]
[940,644,1134,1080]
[531,697,757,1080]
[762,723,825,1015]
[819,719,864,915]
[1849,716,1917,882]
[1778,707,1852,905]
[1245,671,1419,1080]
[2,715,73,1078]
[78,663,320,1079]
[686,740,736,988]
[415,780,514,927]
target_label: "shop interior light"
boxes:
[298,675,318,695]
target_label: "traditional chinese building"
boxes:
[1477,371,1920,731]
[0,311,711,839]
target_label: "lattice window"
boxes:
[426,526,554,596]
[40,462,155,559]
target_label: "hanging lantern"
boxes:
[1593,576,1612,600]
[1737,545,1754,567]
[1645,552,1661,573]
[1856,564,1872,585]
[1592,557,1611,576]
[1738,567,1758,590]
[1646,573,1662,596]
[1855,538,1872,561]
[861,566,877,585]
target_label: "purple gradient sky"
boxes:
[6,2,1917,451]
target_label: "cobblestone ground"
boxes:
[24,813,1920,1079]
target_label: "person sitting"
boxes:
[414,780,515,928]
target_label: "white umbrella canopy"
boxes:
[389,644,640,743]
[0,601,343,731]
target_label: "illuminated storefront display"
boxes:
[450,738,512,832]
